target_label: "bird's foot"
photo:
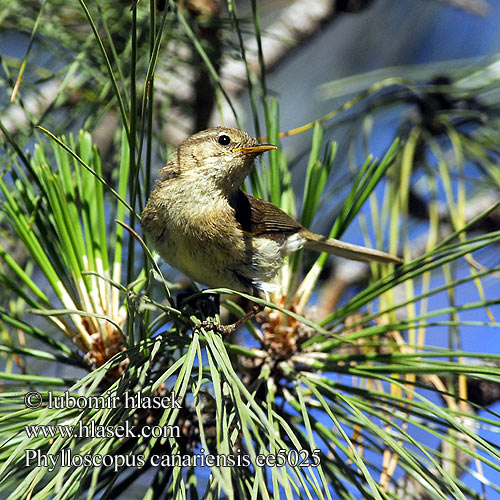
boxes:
[194,304,263,336]
[177,292,221,316]
[194,320,236,336]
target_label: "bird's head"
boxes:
[176,127,277,194]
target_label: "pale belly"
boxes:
[142,191,306,292]
[154,227,285,292]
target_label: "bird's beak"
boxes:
[234,144,277,155]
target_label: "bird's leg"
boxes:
[177,291,220,316]
[195,304,264,336]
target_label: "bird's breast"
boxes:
[142,183,290,291]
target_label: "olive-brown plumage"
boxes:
[142,127,402,292]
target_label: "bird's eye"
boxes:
[217,134,231,146]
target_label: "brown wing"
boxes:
[230,190,302,239]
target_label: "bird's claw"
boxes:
[194,304,263,336]
[194,320,235,336]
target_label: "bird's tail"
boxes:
[301,230,402,265]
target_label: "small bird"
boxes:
[142,127,402,294]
